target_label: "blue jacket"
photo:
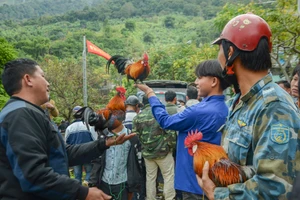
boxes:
[65,119,97,145]
[149,95,228,195]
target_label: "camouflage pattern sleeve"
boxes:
[216,98,300,199]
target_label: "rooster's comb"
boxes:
[116,86,126,94]
[184,130,203,146]
[143,52,149,61]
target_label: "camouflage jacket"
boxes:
[165,102,178,115]
[215,74,300,199]
[132,104,177,159]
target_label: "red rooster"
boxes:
[106,53,150,83]
[75,86,127,133]
[184,130,254,187]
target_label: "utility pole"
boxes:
[82,36,88,106]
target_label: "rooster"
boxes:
[106,53,150,83]
[74,86,127,133]
[184,130,254,187]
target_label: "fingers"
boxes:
[197,161,209,188]
[196,174,203,188]
[133,84,150,92]
[115,133,136,144]
[107,133,137,146]
[99,190,112,200]
[202,161,210,175]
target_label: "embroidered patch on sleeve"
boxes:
[237,119,246,128]
[270,124,289,144]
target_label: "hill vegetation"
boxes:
[0,0,299,121]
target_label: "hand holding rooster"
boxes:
[105,133,136,147]
[134,83,156,98]
[196,162,215,200]
[185,130,255,189]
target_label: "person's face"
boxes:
[31,65,50,105]
[194,76,215,98]
[290,74,299,97]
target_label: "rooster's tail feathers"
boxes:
[106,55,133,74]
[211,158,250,187]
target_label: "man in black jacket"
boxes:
[0,58,134,200]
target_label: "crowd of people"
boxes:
[0,13,299,200]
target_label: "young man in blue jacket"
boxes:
[136,59,229,199]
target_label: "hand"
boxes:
[106,133,137,146]
[134,84,151,93]
[85,187,111,200]
[196,161,216,200]
[45,102,55,109]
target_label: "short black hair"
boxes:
[194,59,229,90]
[292,64,300,77]
[276,80,290,89]
[223,38,271,71]
[2,58,38,96]
[186,86,198,99]
[142,95,149,105]
[165,90,176,102]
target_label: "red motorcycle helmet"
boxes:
[212,13,272,52]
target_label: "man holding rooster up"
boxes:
[197,13,300,199]
[136,59,229,199]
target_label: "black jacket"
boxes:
[89,129,143,192]
[0,97,108,200]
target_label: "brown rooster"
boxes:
[106,53,150,83]
[75,86,127,133]
[184,130,254,187]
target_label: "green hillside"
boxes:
[0,0,298,117]
[0,0,252,21]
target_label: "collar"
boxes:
[10,96,44,112]
[165,102,176,107]
[202,95,225,102]
[240,73,272,102]
[109,125,127,136]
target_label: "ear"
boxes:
[228,46,234,58]
[23,74,33,87]
[211,77,218,88]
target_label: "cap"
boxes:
[125,95,143,107]
[73,106,82,114]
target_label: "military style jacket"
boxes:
[215,74,300,199]
[132,104,177,159]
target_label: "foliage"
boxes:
[125,20,136,31]
[213,0,300,81]
[0,0,297,112]
[164,16,175,28]
[0,37,17,109]
[41,56,110,121]
[149,43,218,83]
[0,0,254,23]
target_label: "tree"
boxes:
[0,37,17,109]
[213,0,300,81]
[125,20,136,31]
[41,56,110,122]
[164,16,175,28]
[143,32,154,43]
[149,43,218,83]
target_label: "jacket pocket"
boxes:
[225,126,252,165]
